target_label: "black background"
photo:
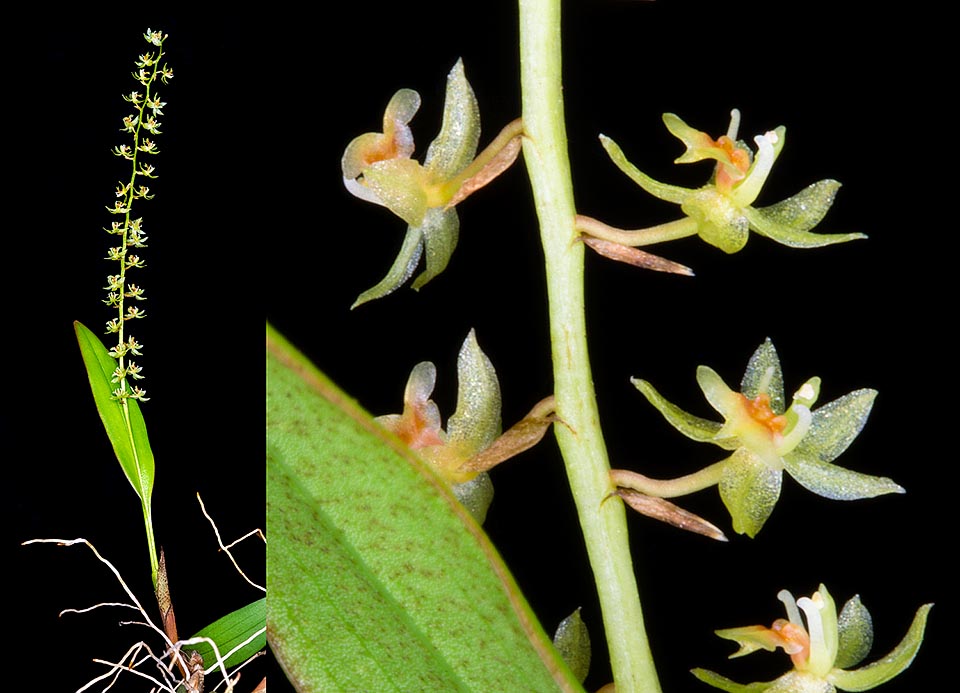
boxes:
[8,2,949,692]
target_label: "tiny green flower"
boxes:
[630,339,903,536]
[693,584,932,692]
[342,59,480,307]
[376,329,501,522]
[601,111,865,253]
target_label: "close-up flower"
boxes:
[376,329,502,522]
[692,584,932,692]
[617,339,903,536]
[342,60,480,307]
[599,111,865,253]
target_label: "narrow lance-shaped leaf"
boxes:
[190,598,266,670]
[75,320,155,503]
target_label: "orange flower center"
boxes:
[396,405,444,450]
[741,393,787,434]
[771,618,812,668]
[713,135,751,191]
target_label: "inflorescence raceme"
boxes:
[103,29,173,403]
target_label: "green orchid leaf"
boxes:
[424,58,480,180]
[745,180,866,248]
[740,339,785,413]
[691,668,773,693]
[266,324,583,693]
[835,596,874,670]
[799,389,877,463]
[781,452,904,501]
[718,449,781,537]
[553,609,591,685]
[631,377,723,443]
[352,225,424,308]
[190,598,266,670]
[411,206,460,291]
[74,321,155,503]
[828,604,932,692]
[599,134,690,204]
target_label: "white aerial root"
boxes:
[196,493,266,593]
[22,537,261,692]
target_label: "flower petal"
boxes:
[801,586,839,678]
[741,339,785,413]
[764,672,835,693]
[715,624,796,658]
[352,226,424,308]
[451,472,494,525]
[744,180,866,248]
[600,134,691,204]
[781,451,904,500]
[411,207,460,291]
[719,448,782,537]
[731,127,785,207]
[691,668,774,692]
[663,113,735,166]
[341,89,421,181]
[680,188,750,253]
[446,329,502,457]
[424,59,480,181]
[631,377,724,444]
[798,389,876,463]
[361,158,431,227]
[828,604,932,692]
[835,596,874,670]
[697,366,740,419]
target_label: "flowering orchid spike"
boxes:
[693,585,932,692]
[627,339,903,537]
[600,111,866,253]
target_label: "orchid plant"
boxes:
[264,2,934,692]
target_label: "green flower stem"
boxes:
[610,462,727,498]
[116,47,163,588]
[519,2,660,691]
[576,214,699,247]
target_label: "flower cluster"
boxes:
[103,29,172,403]
[693,585,932,692]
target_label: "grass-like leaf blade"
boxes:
[191,598,266,670]
[75,320,155,502]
